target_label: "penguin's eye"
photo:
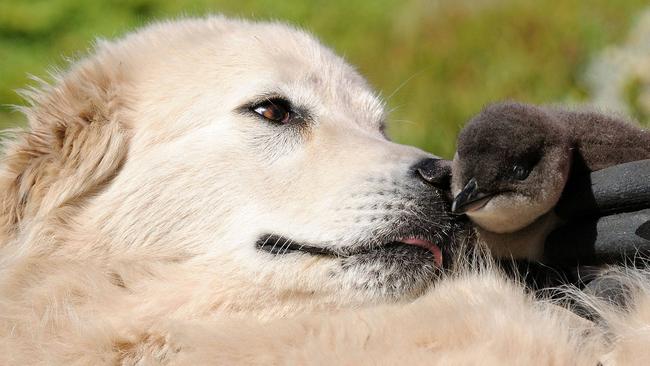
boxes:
[512,165,530,180]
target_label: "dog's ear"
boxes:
[0,57,130,238]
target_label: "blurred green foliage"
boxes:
[0,0,647,157]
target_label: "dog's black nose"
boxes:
[412,158,451,190]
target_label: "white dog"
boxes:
[0,16,648,365]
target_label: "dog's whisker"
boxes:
[384,69,426,102]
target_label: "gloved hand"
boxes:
[544,159,650,265]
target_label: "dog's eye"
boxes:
[251,98,292,124]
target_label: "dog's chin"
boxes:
[337,243,444,300]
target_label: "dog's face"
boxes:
[8,18,468,312]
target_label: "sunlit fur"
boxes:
[0,16,648,365]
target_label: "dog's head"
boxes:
[1,17,470,312]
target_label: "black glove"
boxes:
[544,159,650,265]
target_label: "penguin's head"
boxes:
[451,102,571,233]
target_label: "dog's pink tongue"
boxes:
[400,238,443,267]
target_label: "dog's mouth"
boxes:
[256,233,445,267]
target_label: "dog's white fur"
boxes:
[1,16,648,365]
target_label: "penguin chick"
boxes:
[451,102,571,233]
[451,102,650,234]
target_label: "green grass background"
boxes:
[0,0,647,157]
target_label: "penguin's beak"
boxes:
[451,178,494,214]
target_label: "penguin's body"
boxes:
[557,108,650,171]
[451,102,650,235]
